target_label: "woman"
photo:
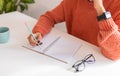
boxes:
[28,0,120,60]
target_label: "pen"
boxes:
[25,22,43,46]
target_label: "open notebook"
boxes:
[23,29,82,64]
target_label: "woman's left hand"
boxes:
[92,0,106,15]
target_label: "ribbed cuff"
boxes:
[98,18,118,30]
[32,25,45,37]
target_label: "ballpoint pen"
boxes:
[25,22,43,46]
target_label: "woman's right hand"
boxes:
[27,32,42,46]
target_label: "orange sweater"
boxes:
[33,0,120,60]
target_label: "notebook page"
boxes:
[23,29,82,63]
[24,31,61,53]
[45,36,82,63]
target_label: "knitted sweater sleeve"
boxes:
[32,1,65,36]
[97,13,120,60]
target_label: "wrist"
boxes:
[95,6,106,16]
[97,8,106,16]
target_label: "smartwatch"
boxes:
[97,11,111,21]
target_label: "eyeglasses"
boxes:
[72,54,95,72]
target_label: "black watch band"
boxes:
[97,11,111,21]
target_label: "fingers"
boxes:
[28,34,37,46]
[34,32,43,45]
[35,32,42,42]
[27,32,42,46]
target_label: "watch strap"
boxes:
[97,11,111,21]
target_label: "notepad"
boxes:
[23,29,82,64]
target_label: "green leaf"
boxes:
[20,4,26,12]
[5,2,12,13]
[11,0,17,4]
[11,4,17,11]
[19,3,28,12]
[4,0,11,3]
[0,0,35,14]
[0,0,4,14]
[24,3,28,10]
[21,0,35,3]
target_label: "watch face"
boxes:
[105,12,111,18]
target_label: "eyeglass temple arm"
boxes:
[85,54,93,61]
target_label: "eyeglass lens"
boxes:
[72,54,95,72]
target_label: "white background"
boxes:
[23,0,66,32]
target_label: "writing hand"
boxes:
[27,32,42,46]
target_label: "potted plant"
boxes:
[0,0,35,14]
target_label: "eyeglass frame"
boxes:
[72,54,96,72]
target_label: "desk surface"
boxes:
[0,11,120,76]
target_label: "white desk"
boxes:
[0,11,120,76]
